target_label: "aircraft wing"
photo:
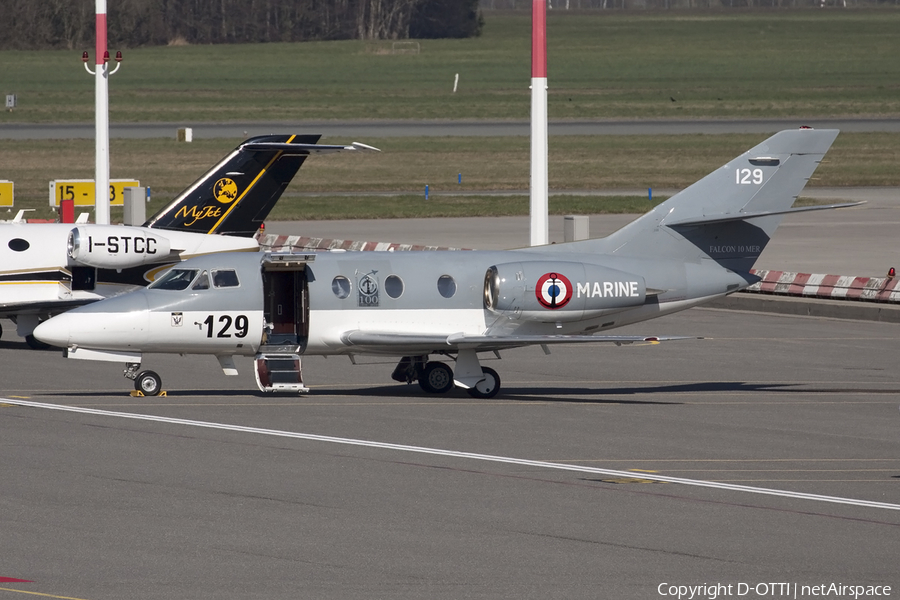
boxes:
[340,330,695,354]
[0,298,96,320]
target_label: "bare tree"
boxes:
[357,0,420,40]
[0,0,488,50]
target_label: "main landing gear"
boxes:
[25,334,51,350]
[391,350,501,399]
[125,363,164,397]
[10,315,52,350]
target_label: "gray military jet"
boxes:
[34,128,856,397]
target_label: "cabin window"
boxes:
[192,271,210,290]
[437,275,456,298]
[149,268,198,291]
[213,269,240,288]
[8,238,29,252]
[332,276,351,299]
[385,275,404,299]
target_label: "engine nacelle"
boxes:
[67,225,172,269]
[484,261,647,322]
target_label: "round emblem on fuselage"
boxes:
[536,272,572,309]
[213,178,239,204]
[359,273,378,296]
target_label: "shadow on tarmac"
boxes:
[27,381,900,402]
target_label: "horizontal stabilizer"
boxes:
[242,142,380,154]
[144,134,378,238]
[667,201,864,227]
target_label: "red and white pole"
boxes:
[530,0,548,247]
[94,0,110,225]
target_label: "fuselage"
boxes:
[33,248,749,358]
[27,128,839,397]
[0,223,258,321]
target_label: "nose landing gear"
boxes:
[135,370,162,396]
[125,362,166,397]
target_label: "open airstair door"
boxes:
[256,254,315,394]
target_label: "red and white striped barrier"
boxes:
[256,233,466,253]
[747,270,900,304]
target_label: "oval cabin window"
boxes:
[8,238,30,252]
[437,275,457,298]
[385,275,404,299]
[332,276,351,299]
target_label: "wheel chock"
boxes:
[129,390,167,397]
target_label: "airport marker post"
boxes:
[530,0,549,247]
[82,0,122,226]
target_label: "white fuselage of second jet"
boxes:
[0,223,258,326]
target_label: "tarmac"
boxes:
[1,181,898,600]
[1,309,898,599]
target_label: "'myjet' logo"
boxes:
[536,272,572,309]
[213,178,239,204]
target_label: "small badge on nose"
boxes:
[171,312,183,327]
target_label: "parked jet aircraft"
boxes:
[35,129,856,397]
[0,134,375,346]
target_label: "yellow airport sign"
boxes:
[49,179,140,207]
[0,180,12,207]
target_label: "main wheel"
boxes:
[418,361,454,394]
[135,370,162,396]
[466,367,501,399]
[25,334,51,350]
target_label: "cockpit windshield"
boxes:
[192,270,211,290]
[149,268,199,291]
[212,269,240,288]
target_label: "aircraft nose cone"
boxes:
[34,294,151,350]
[33,313,76,348]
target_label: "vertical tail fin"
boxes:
[570,128,841,273]
[143,134,376,237]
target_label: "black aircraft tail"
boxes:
[143,135,378,237]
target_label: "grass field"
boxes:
[2,132,895,221]
[2,11,897,221]
[1,10,899,123]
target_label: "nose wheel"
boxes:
[125,363,165,397]
[134,370,163,396]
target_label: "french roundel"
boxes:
[536,272,573,310]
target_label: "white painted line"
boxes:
[5,398,900,512]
